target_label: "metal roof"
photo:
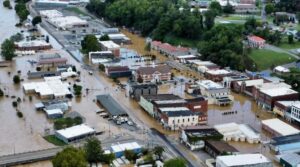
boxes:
[96,94,127,116]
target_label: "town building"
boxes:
[280,153,300,167]
[256,87,299,110]
[110,142,142,158]
[27,71,61,79]
[188,60,219,74]
[274,66,290,73]
[261,118,300,137]
[37,53,67,67]
[222,75,249,88]
[105,66,132,78]
[273,101,300,119]
[204,69,231,82]
[159,107,206,130]
[235,4,259,13]
[55,124,96,143]
[150,41,190,57]
[88,51,113,64]
[204,140,238,158]
[253,82,292,100]
[175,55,197,63]
[233,79,264,96]
[270,133,300,154]
[135,65,171,83]
[107,33,131,44]
[23,76,71,99]
[48,16,88,30]
[291,103,300,125]
[216,154,272,167]
[40,10,63,18]
[99,41,120,57]
[197,80,232,105]
[15,40,52,51]
[96,94,128,117]
[128,83,158,101]
[247,35,266,49]
[180,127,223,150]
[214,122,260,144]
[100,28,119,34]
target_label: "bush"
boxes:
[98,63,105,72]
[12,101,18,108]
[29,95,32,101]
[73,84,82,96]
[36,66,41,71]
[17,111,23,118]
[54,117,83,130]
[0,88,4,96]
[13,75,20,84]
[3,0,12,9]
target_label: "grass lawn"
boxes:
[163,34,199,48]
[249,49,296,70]
[279,42,300,49]
[65,7,88,16]
[44,135,67,146]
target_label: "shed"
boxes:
[110,142,141,158]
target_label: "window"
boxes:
[188,118,190,122]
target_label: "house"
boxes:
[261,118,300,137]
[105,66,132,78]
[15,40,52,51]
[247,35,266,49]
[99,41,120,57]
[204,140,238,158]
[135,65,171,83]
[55,124,96,143]
[256,87,299,110]
[270,134,300,154]
[216,154,272,167]
[205,69,231,82]
[180,127,223,150]
[160,107,203,130]
[197,80,232,105]
[128,83,158,101]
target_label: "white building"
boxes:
[262,118,300,137]
[197,80,232,105]
[214,122,260,144]
[23,76,71,99]
[216,154,272,167]
[44,108,63,119]
[55,124,95,143]
[159,107,200,130]
[48,16,88,30]
[40,10,63,18]
[291,103,300,124]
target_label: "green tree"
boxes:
[15,2,29,22]
[84,137,103,164]
[81,35,101,54]
[164,158,186,167]
[73,84,82,96]
[3,0,12,9]
[223,3,234,14]
[32,16,42,26]
[101,153,115,164]
[99,34,110,41]
[1,39,16,60]
[204,10,215,30]
[13,75,20,84]
[209,1,222,15]
[288,34,294,44]
[124,149,137,162]
[52,147,88,167]
[265,3,275,15]
[98,63,105,72]
[153,146,164,159]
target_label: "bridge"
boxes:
[0,147,62,167]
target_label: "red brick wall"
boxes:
[185,100,208,113]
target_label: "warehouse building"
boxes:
[15,40,52,51]
[216,154,272,167]
[55,124,95,143]
[99,40,120,57]
[48,16,88,30]
[270,134,300,154]
[96,94,128,116]
[44,108,63,119]
[204,140,238,158]
[261,118,300,137]
[180,126,223,150]
[110,142,142,158]
[280,153,300,167]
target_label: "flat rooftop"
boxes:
[262,118,300,136]
[217,154,271,166]
[96,94,127,116]
[56,124,95,139]
[272,134,300,146]
[99,40,120,49]
[260,87,298,97]
[206,69,230,75]
[197,80,224,90]
[184,127,223,139]
[142,94,182,101]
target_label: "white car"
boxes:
[88,71,93,75]
[127,121,133,126]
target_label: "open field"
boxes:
[249,49,296,70]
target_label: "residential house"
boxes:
[135,65,171,83]
[247,35,266,49]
